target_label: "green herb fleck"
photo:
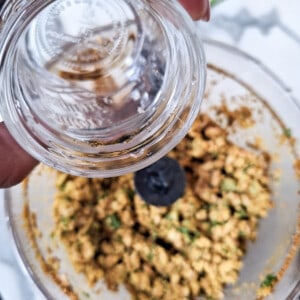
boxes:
[147,252,154,262]
[222,247,229,254]
[91,222,100,230]
[177,227,200,243]
[115,234,123,242]
[162,280,168,291]
[58,180,67,191]
[177,226,193,242]
[191,231,201,243]
[194,230,201,238]
[211,152,219,159]
[147,245,155,262]
[220,178,236,193]
[98,191,109,201]
[210,221,223,227]
[75,241,82,251]
[177,226,190,235]
[283,128,292,138]
[166,223,173,230]
[237,209,248,219]
[243,162,254,173]
[124,188,135,201]
[165,213,174,221]
[202,203,211,211]
[249,181,261,196]
[238,231,246,238]
[210,0,223,6]
[82,291,90,298]
[151,232,158,241]
[260,273,277,288]
[60,216,71,226]
[106,214,122,229]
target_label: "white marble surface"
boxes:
[1,0,300,299]
[198,0,300,99]
[0,189,43,300]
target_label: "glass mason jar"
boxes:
[0,0,206,177]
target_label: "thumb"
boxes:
[179,0,210,21]
[0,123,38,188]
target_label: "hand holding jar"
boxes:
[0,0,210,188]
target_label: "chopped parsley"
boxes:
[208,221,225,234]
[202,203,211,211]
[283,128,292,138]
[60,216,73,226]
[82,291,90,298]
[58,180,67,191]
[165,213,174,221]
[260,273,277,288]
[210,0,223,6]
[106,214,122,229]
[222,247,229,254]
[211,152,219,159]
[147,245,155,262]
[243,162,254,173]
[147,252,154,262]
[238,231,246,238]
[124,188,135,201]
[115,234,123,242]
[249,181,260,196]
[177,226,190,235]
[236,209,248,219]
[98,191,109,201]
[177,227,200,243]
[75,241,82,251]
[91,222,100,230]
[151,232,158,241]
[191,230,201,242]
[220,178,236,193]
[210,221,224,227]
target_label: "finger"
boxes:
[179,0,210,21]
[0,123,38,188]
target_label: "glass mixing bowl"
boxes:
[5,40,300,300]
